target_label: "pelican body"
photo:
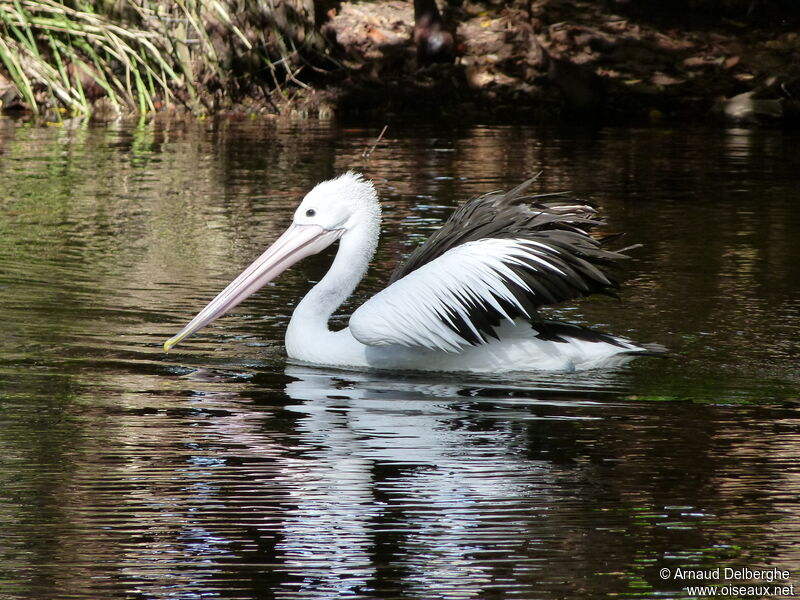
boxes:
[165,173,662,372]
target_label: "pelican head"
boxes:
[292,171,379,230]
[164,171,380,351]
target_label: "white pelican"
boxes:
[164,172,663,372]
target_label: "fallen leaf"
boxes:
[723,55,740,69]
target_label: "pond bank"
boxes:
[304,0,800,127]
[2,0,799,127]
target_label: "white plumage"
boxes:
[351,239,562,351]
[165,172,663,372]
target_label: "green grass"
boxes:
[0,0,309,118]
[0,1,178,116]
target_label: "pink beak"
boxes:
[164,223,341,351]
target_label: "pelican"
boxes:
[164,172,663,372]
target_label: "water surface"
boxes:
[1,117,799,599]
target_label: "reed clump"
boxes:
[0,0,325,118]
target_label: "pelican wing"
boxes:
[350,181,627,351]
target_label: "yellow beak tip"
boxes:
[163,339,175,352]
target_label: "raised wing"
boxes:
[388,176,601,283]
[349,181,627,352]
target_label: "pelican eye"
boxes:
[305,208,316,217]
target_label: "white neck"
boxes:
[285,219,379,359]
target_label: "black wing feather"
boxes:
[388,176,630,346]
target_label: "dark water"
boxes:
[1,117,799,599]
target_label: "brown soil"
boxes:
[297,0,800,126]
